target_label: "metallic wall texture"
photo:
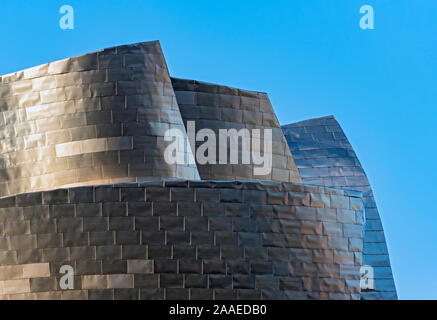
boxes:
[172,78,301,183]
[0,41,200,198]
[0,180,363,300]
[0,41,399,300]
[282,115,397,300]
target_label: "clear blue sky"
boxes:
[1,0,436,299]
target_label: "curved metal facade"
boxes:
[0,41,400,300]
[0,41,199,198]
[0,180,363,300]
[282,115,397,299]
[172,78,301,183]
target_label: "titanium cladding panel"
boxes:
[0,41,200,198]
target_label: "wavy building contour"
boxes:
[0,41,396,300]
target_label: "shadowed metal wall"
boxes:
[172,78,301,183]
[282,116,397,300]
[0,180,363,300]
[0,41,199,198]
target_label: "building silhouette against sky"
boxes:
[0,41,395,300]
